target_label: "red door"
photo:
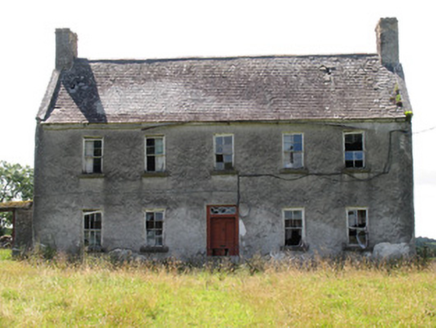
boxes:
[207,205,238,256]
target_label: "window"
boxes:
[283,133,304,168]
[83,211,102,249]
[145,210,164,246]
[83,138,103,173]
[283,209,304,247]
[347,208,368,248]
[145,136,165,172]
[214,134,234,170]
[344,132,364,168]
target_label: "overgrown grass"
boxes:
[1,249,435,327]
[0,249,11,261]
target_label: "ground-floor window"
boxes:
[145,210,165,246]
[283,208,304,247]
[347,208,368,248]
[83,210,102,249]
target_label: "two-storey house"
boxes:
[33,18,414,258]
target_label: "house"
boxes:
[33,18,414,258]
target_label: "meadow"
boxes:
[0,249,435,327]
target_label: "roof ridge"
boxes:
[81,53,379,64]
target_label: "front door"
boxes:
[207,205,238,256]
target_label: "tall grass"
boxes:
[0,249,435,327]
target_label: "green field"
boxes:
[0,249,435,327]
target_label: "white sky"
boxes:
[1,0,435,238]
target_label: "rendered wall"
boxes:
[14,208,33,249]
[33,120,414,258]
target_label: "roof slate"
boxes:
[38,54,410,124]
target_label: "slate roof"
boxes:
[38,54,410,124]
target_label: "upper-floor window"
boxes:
[145,210,165,246]
[83,138,103,173]
[214,134,234,170]
[344,132,364,168]
[83,210,102,249]
[347,208,368,248]
[283,208,304,247]
[283,133,304,169]
[145,136,165,172]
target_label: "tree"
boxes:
[0,161,34,235]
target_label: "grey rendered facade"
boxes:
[33,18,414,258]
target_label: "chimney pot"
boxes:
[376,18,399,71]
[55,28,78,70]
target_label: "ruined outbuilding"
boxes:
[33,18,414,258]
[0,201,33,249]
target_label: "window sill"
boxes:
[85,245,103,252]
[210,169,239,176]
[342,168,371,174]
[342,245,372,252]
[79,173,105,179]
[142,171,170,178]
[281,244,309,252]
[279,168,308,175]
[140,245,169,253]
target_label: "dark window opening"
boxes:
[146,211,164,246]
[347,209,368,248]
[145,137,165,172]
[344,133,364,168]
[284,209,303,246]
[84,211,102,248]
[83,138,103,174]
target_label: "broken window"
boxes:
[83,138,103,173]
[145,136,165,172]
[347,208,368,248]
[283,133,304,168]
[284,209,304,247]
[145,210,164,246]
[83,211,102,248]
[210,206,237,215]
[214,134,234,170]
[344,132,365,168]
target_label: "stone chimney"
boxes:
[375,18,399,71]
[55,28,78,70]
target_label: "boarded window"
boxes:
[347,208,368,248]
[145,137,165,172]
[344,132,364,168]
[284,209,304,246]
[145,210,164,246]
[283,133,304,168]
[215,135,234,170]
[84,211,102,247]
[83,138,103,173]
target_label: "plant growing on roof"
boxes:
[393,83,403,107]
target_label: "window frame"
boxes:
[346,207,368,248]
[343,131,365,169]
[282,133,304,169]
[82,137,104,174]
[213,134,234,171]
[83,210,103,250]
[144,209,165,247]
[144,135,166,172]
[282,208,305,248]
